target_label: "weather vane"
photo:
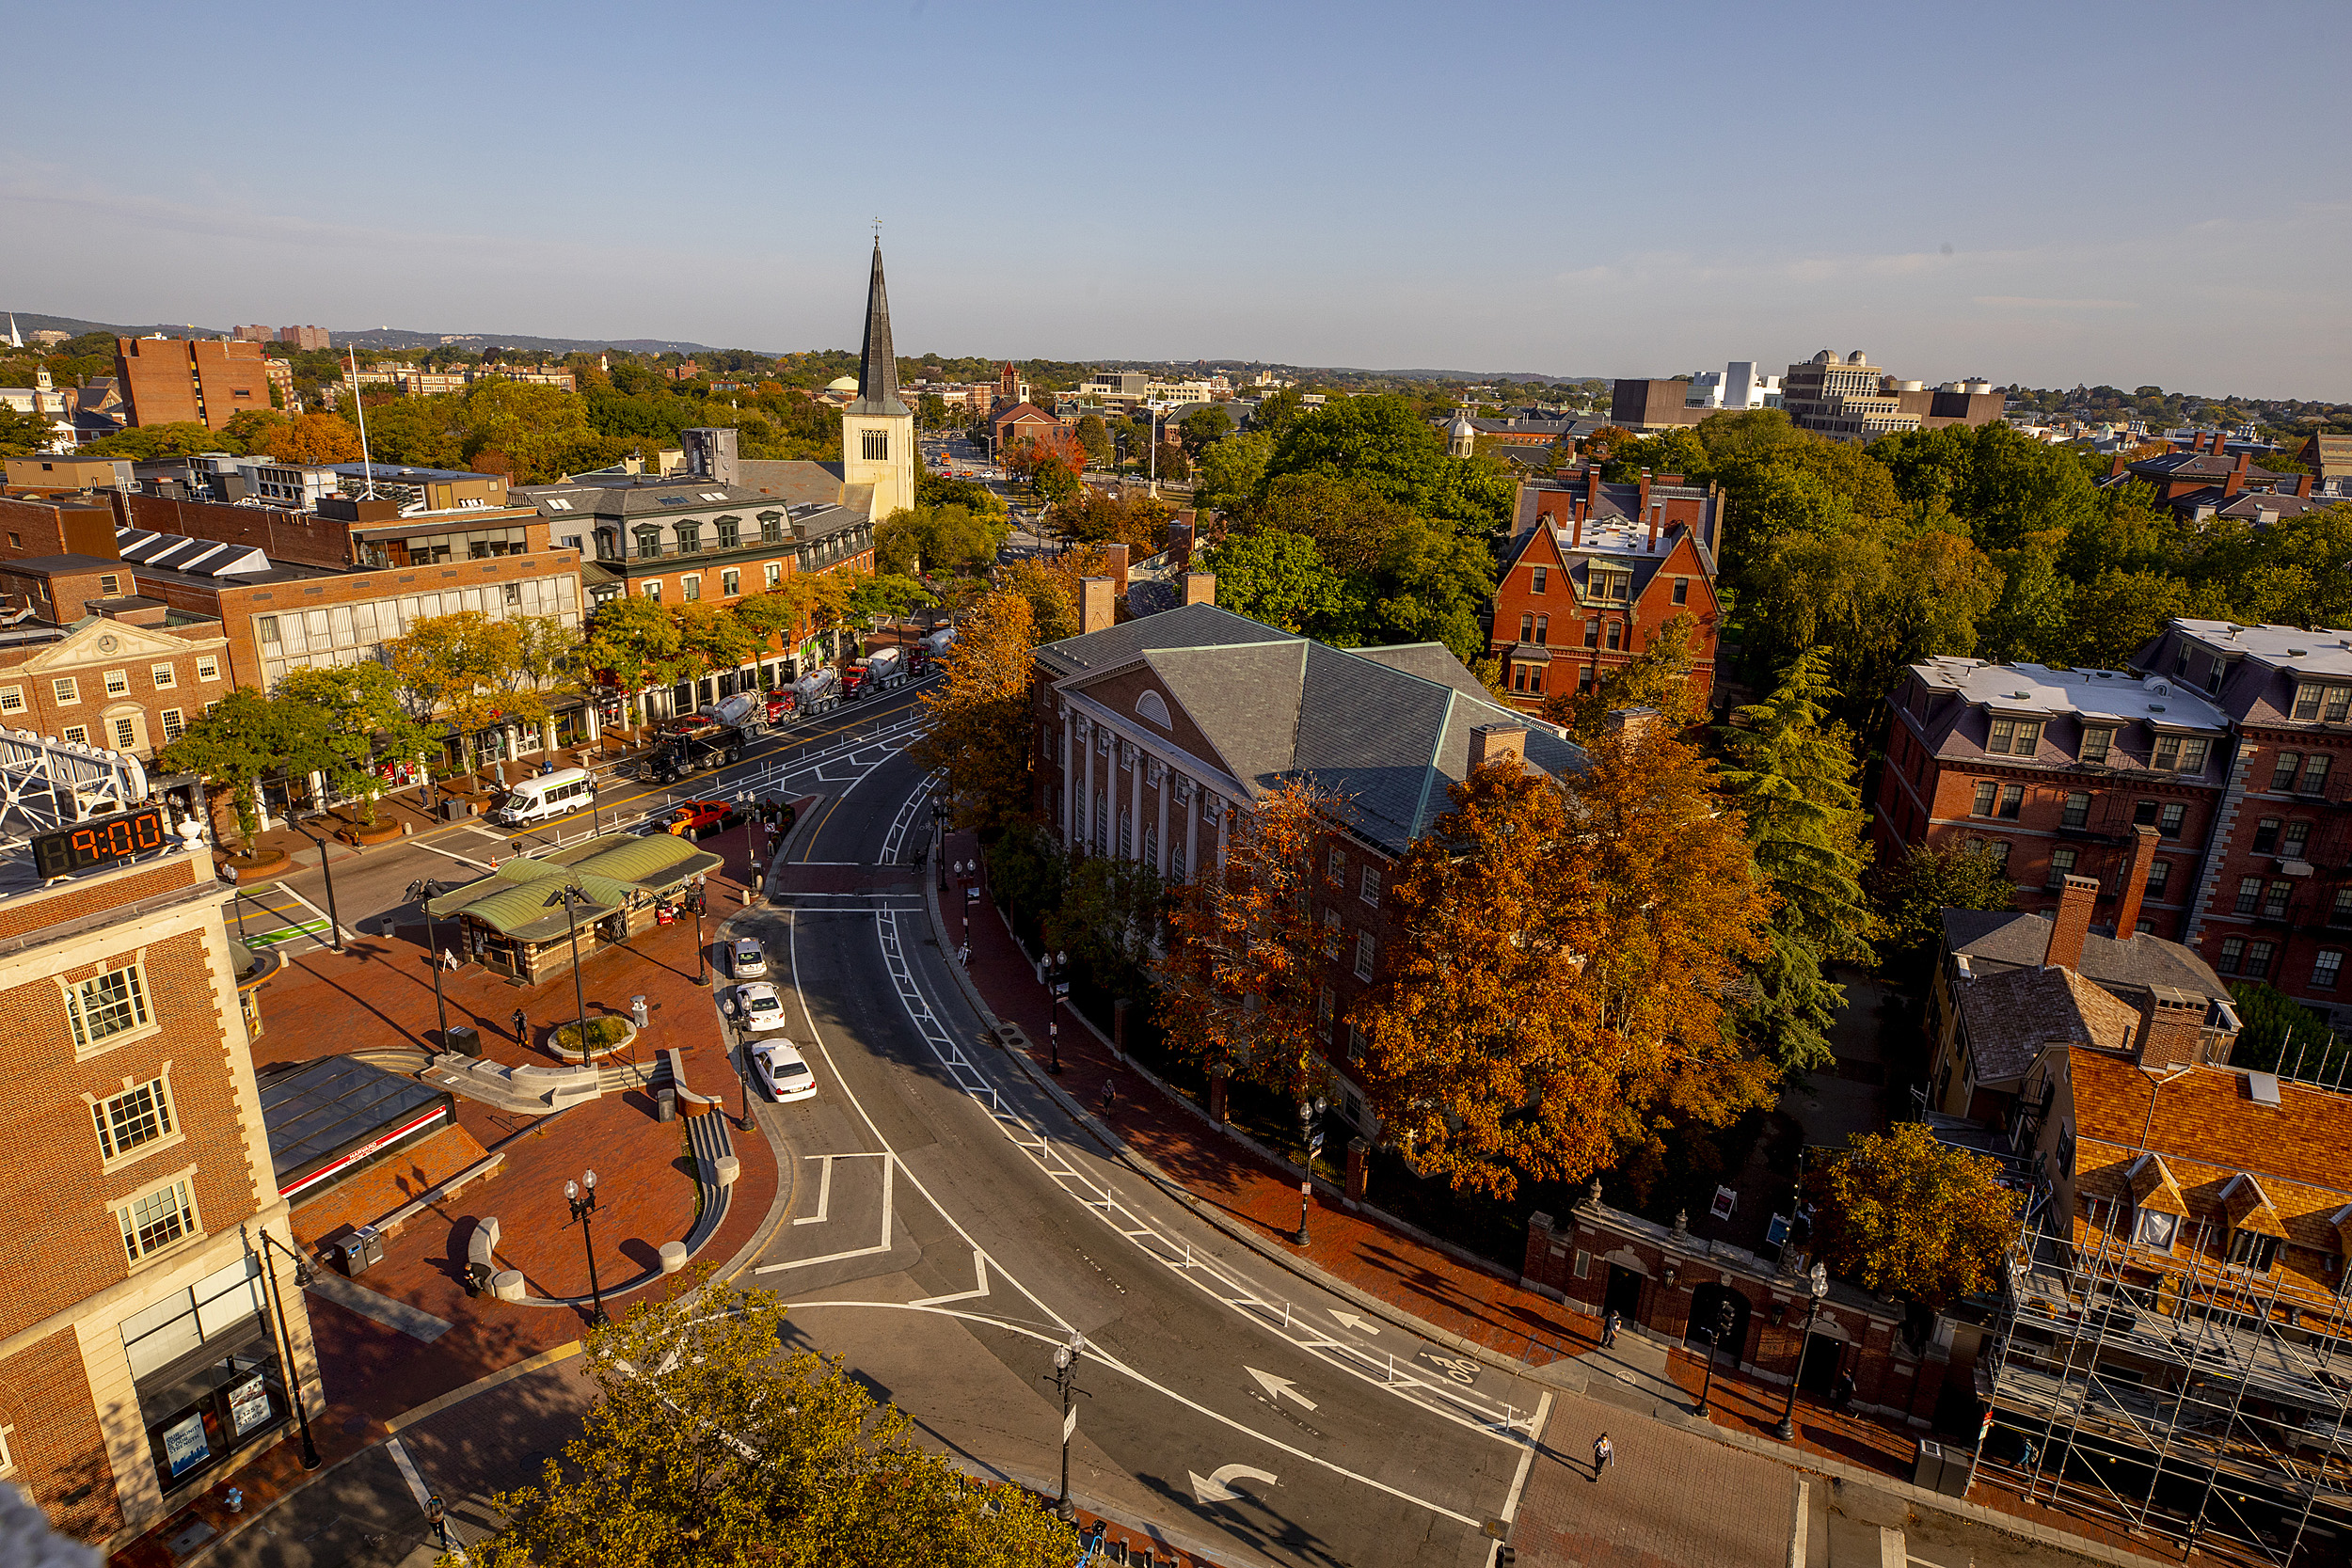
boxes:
[872,216,882,238]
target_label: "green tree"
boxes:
[0,404,56,457]
[468,1278,1075,1568]
[1252,387,1306,436]
[1714,649,1883,1079]
[1201,531,1352,634]
[1179,405,1232,454]
[875,503,1009,578]
[1869,842,2015,972]
[842,571,939,625]
[1192,430,1273,514]
[1044,852,1168,998]
[1261,393,1514,531]
[217,408,291,455]
[1074,412,1109,466]
[157,688,336,851]
[1353,517,1495,663]
[675,603,762,681]
[1868,421,2101,552]
[383,611,522,770]
[1234,473,1407,577]
[82,421,223,460]
[917,391,950,430]
[1979,546,2075,666]
[1542,611,1703,742]
[580,594,687,726]
[1030,453,1079,508]
[272,663,437,826]
[1804,1123,2020,1307]
[2069,569,2202,669]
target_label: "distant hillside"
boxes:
[2,310,723,356]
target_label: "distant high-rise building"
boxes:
[275,325,329,352]
[1779,349,2003,442]
[115,338,270,431]
[231,325,273,343]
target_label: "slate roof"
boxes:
[2132,620,2352,727]
[846,240,908,419]
[518,478,777,516]
[1040,603,1587,855]
[2111,451,2286,486]
[1943,907,2232,1012]
[733,460,844,506]
[1953,964,2139,1087]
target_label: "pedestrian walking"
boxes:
[1602,1308,1620,1348]
[1100,1080,1117,1117]
[1593,1433,1613,1479]
[512,1007,529,1044]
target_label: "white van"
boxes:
[494,767,596,826]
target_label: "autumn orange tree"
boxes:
[1803,1121,2020,1306]
[1540,610,1704,742]
[264,411,365,465]
[1157,778,1336,1101]
[910,589,1035,833]
[1355,721,1778,1198]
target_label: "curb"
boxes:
[922,853,2170,1568]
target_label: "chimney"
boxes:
[1637,468,1653,522]
[2135,985,2206,1070]
[1168,517,1194,570]
[2110,452,2130,478]
[1571,499,1584,547]
[1647,503,1661,553]
[1584,467,1600,514]
[2225,454,2247,498]
[1182,571,1216,608]
[2296,473,2314,499]
[2042,874,2099,972]
[1605,705,1659,744]
[1079,576,1117,634]
[1468,721,1526,773]
[1102,542,1130,596]
[2112,825,2160,940]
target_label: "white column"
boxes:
[585,702,601,743]
[1081,721,1096,851]
[1184,788,1199,884]
[1128,742,1143,862]
[1154,762,1170,877]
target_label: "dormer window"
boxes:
[2137,1209,2177,1250]
[2230,1229,2280,1273]
[1987,719,2042,756]
[2292,683,2352,722]
[2080,727,2113,765]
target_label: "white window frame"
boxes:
[111,714,139,752]
[63,958,159,1059]
[60,724,87,746]
[1360,865,1381,906]
[89,1069,181,1167]
[52,675,79,705]
[117,1170,201,1266]
[195,656,220,681]
[151,662,177,689]
[0,684,21,715]
[1354,930,1376,982]
[682,576,702,602]
[103,668,130,697]
[0,1422,13,1478]
[764,562,782,588]
[161,707,185,741]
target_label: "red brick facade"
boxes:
[0,614,231,763]
[115,338,270,431]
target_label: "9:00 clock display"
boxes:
[32,808,168,879]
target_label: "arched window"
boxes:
[1135,689,1172,728]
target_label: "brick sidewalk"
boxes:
[938,831,2199,1566]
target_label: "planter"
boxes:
[548,1017,637,1062]
[215,847,291,883]
[342,820,404,847]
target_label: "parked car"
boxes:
[751,1038,816,1102]
[733,981,790,1033]
[732,936,768,978]
[667,800,741,837]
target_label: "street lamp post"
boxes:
[1295,1097,1325,1244]
[1045,1330,1089,1522]
[691,896,708,987]
[931,798,947,891]
[1694,1296,1738,1419]
[1048,949,1069,1074]
[246,1226,322,1469]
[559,884,590,1053]
[565,1171,610,1326]
[1775,1263,1830,1441]
[407,879,450,1044]
[285,816,344,952]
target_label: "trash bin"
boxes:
[329,1225,385,1277]
[1912,1438,1947,1492]
[657,1087,677,1123]
[439,798,475,821]
[445,1023,482,1058]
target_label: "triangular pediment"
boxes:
[18,618,214,673]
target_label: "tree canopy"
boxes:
[910,589,1035,833]
[1804,1122,2020,1306]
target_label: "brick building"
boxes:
[0,826,324,1551]
[114,338,271,432]
[1487,467,1724,711]
[0,610,230,762]
[2137,620,2352,1023]
[275,325,329,352]
[2100,432,2313,521]
[1781,350,2004,441]
[1030,595,1586,1131]
[1875,657,2231,940]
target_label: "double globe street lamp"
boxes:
[1775,1262,1831,1441]
[1044,1330,1089,1522]
[564,1170,610,1327]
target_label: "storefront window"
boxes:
[120,1255,290,1495]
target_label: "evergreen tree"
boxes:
[1713,648,1883,1079]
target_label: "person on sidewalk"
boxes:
[1100,1080,1118,1117]
[1592,1433,1613,1480]
[1602,1309,1620,1349]
[512,1007,529,1044]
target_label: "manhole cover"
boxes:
[166,1519,217,1557]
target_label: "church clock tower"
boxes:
[839,239,916,521]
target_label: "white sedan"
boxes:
[751,1039,817,1102]
[733,981,790,1033]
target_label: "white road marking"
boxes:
[794,1155,835,1226]
[1248,1367,1318,1411]
[787,1300,1478,1527]
[276,882,353,944]
[909,1250,992,1307]
[386,1436,430,1505]
[1189,1463,1279,1505]
[755,1157,893,1272]
[1330,1310,1379,1335]
[1484,1390,1551,1567]
[413,842,496,871]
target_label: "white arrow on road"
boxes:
[1247,1367,1319,1411]
[1188,1463,1279,1505]
[1329,1309,1380,1335]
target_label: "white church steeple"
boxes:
[839,239,916,522]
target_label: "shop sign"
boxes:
[162,1412,211,1478]
[228,1376,272,1436]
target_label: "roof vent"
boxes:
[2152,682,2170,695]
[2149,705,2166,713]
[2247,1072,2282,1107]
[2290,649,2309,657]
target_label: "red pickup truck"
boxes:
[666,800,742,838]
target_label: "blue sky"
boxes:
[8,1,2348,397]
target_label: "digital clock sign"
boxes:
[32,807,169,880]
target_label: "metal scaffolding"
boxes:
[1972,1194,2352,1565]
